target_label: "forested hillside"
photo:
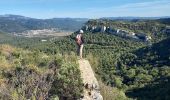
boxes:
[123,37,170,100]
[0,18,170,100]
[0,15,88,33]
[78,19,170,99]
[84,18,170,43]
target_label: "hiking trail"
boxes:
[78,59,103,100]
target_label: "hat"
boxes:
[79,30,84,33]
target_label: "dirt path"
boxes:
[78,59,103,100]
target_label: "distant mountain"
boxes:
[0,14,88,33]
[101,16,170,21]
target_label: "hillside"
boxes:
[73,19,170,99]
[0,18,170,100]
[0,14,88,33]
[81,18,170,43]
[122,37,170,67]
[122,37,170,100]
[0,44,83,100]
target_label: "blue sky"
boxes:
[0,0,170,19]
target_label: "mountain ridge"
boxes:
[0,14,88,33]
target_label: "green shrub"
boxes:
[50,62,83,100]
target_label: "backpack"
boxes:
[76,34,82,45]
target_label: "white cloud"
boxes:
[68,0,170,18]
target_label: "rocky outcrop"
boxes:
[101,26,106,32]
[78,59,103,100]
[82,25,107,33]
[81,24,151,42]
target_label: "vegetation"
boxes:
[81,18,170,99]
[0,15,88,33]
[0,44,83,100]
[86,19,169,42]
[0,18,170,100]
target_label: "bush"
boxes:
[0,45,83,100]
[50,62,83,100]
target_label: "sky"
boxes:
[0,0,170,19]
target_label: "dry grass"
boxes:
[99,81,129,100]
[0,44,15,56]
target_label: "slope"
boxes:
[78,59,103,100]
[0,15,88,33]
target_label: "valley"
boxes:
[0,16,170,100]
[12,28,73,37]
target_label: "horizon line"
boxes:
[1,14,170,19]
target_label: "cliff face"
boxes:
[81,20,154,42]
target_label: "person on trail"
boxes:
[76,30,85,59]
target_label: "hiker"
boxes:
[76,30,85,59]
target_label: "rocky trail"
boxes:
[78,59,103,100]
